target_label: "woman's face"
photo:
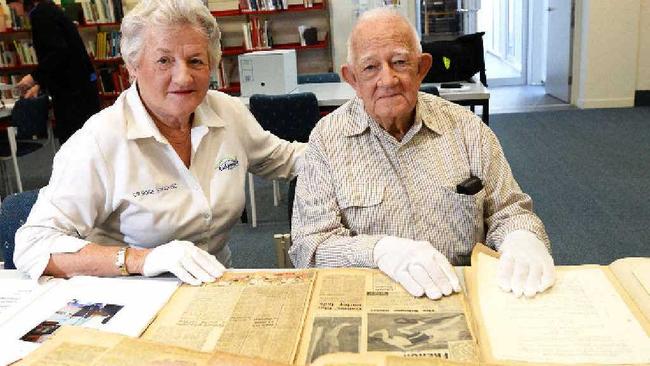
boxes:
[132,24,211,125]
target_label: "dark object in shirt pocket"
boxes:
[456,176,483,195]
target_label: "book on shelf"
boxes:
[76,0,124,24]
[90,30,121,59]
[0,74,25,98]
[15,243,650,365]
[207,0,240,12]
[96,63,129,93]
[241,17,271,51]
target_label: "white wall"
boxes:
[638,0,650,91]
[575,0,641,108]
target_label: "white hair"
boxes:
[120,0,222,70]
[346,7,422,65]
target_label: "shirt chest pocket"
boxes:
[425,186,486,264]
[337,182,387,235]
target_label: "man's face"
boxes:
[342,18,431,125]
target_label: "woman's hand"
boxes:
[142,240,226,285]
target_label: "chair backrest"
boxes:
[297,72,341,84]
[0,190,38,269]
[419,85,440,96]
[249,92,320,143]
[421,32,487,87]
[11,95,49,139]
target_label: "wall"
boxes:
[575,0,641,108]
[638,0,650,91]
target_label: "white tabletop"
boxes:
[240,81,489,107]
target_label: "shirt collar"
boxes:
[343,93,446,138]
[124,82,225,142]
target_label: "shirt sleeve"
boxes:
[471,122,552,252]
[235,98,306,180]
[289,126,384,268]
[13,129,113,279]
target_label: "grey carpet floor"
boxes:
[2,107,649,267]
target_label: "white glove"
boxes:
[374,236,461,300]
[497,230,555,297]
[143,240,226,286]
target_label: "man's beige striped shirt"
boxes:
[290,93,549,268]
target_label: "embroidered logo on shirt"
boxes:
[218,156,239,171]
[132,183,178,198]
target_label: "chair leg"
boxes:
[7,127,23,193]
[247,172,257,228]
[272,180,280,207]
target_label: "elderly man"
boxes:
[290,8,555,300]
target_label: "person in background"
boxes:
[15,0,100,144]
[13,0,304,285]
[290,8,555,300]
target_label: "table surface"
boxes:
[240,81,489,107]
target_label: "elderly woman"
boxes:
[13,0,304,285]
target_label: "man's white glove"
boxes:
[497,230,555,297]
[374,236,461,300]
[143,240,226,286]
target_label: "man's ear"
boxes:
[341,64,358,90]
[417,53,433,82]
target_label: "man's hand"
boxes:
[16,74,36,96]
[23,84,40,99]
[374,236,461,300]
[497,230,555,297]
[142,240,226,285]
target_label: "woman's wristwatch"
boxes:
[115,247,130,276]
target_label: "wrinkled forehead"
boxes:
[351,19,418,62]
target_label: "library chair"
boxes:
[0,95,57,195]
[297,72,341,84]
[419,85,440,96]
[248,92,320,228]
[0,190,38,269]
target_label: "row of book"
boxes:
[242,17,271,51]
[229,0,319,12]
[209,60,231,91]
[72,0,124,24]
[0,1,31,31]
[87,31,121,59]
[96,64,129,93]
[0,40,37,67]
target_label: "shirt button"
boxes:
[203,213,210,219]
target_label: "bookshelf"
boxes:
[0,0,334,99]
[211,0,333,95]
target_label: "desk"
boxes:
[239,81,490,124]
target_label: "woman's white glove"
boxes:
[143,240,226,286]
[497,230,555,297]
[373,236,461,300]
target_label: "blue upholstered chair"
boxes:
[420,85,440,96]
[297,72,340,84]
[248,92,320,225]
[0,190,38,269]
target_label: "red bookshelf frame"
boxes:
[211,1,325,17]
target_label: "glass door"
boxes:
[477,0,527,86]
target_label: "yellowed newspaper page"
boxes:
[467,246,650,365]
[142,270,316,364]
[16,326,289,366]
[295,268,479,365]
[310,352,480,366]
[610,257,650,324]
